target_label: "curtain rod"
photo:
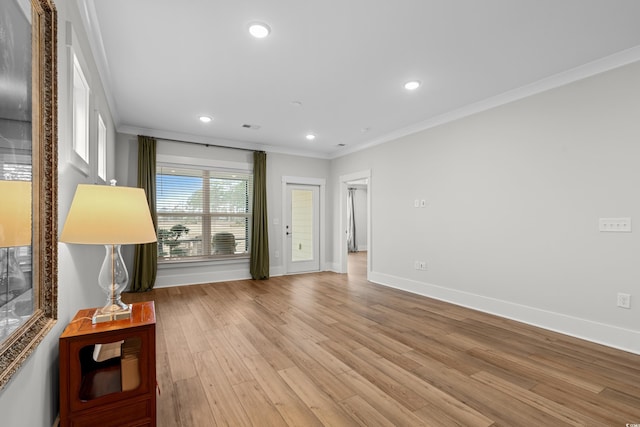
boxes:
[142,135,258,153]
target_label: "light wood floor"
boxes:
[125,252,640,426]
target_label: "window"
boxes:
[97,113,107,181]
[72,54,90,165]
[156,164,253,261]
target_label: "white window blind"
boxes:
[156,164,253,261]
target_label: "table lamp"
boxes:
[60,181,156,323]
[0,180,31,327]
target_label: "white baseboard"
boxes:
[369,271,640,355]
[154,264,284,288]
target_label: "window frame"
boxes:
[97,113,107,182]
[67,24,92,176]
[72,55,90,165]
[156,159,253,264]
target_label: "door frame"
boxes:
[339,170,371,277]
[281,176,326,274]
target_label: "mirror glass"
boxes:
[0,0,33,339]
[0,0,57,390]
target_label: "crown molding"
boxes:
[117,125,332,160]
[76,0,120,125]
[331,46,640,160]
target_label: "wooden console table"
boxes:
[59,301,156,427]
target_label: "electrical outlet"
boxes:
[599,218,631,232]
[419,261,427,270]
[617,293,631,309]
[420,199,426,208]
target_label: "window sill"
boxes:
[158,255,249,269]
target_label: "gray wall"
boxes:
[0,0,119,425]
[330,60,640,353]
[115,134,332,285]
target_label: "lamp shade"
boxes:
[0,180,32,247]
[60,184,157,245]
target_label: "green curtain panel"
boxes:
[250,151,270,279]
[131,135,158,292]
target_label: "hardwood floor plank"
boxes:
[156,352,182,427]
[242,354,324,427]
[167,347,197,382]
[232,380,288,427]
[233,314,296,371]
[339,395,398,427]
[122,253,640,426]
[411,355,577,426]
[174,377,217,427]
[337,369,429,427]
[276,334,356,402]
[471,371,609,426]
[320,339,428,411]
[531,382,640,425]
[599,387,640,411]
[206,328,255,385]
[278,366,359,426]
[219,323,261,359]
[468,348,604,394]
[355,347,494,426]
[194,350,253,427]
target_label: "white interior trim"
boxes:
[339,170,372,277]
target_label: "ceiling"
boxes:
[80,0,640,159]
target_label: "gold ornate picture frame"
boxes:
[0,0,58,390]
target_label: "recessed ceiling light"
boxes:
[404,80,421,91]
[306,134,316,141]
[199,115,212,123]
[249,22,271,38]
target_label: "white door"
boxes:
[285,184,320,274]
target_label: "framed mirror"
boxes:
[0,0,57,389]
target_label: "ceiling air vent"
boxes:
[242,124,261,130]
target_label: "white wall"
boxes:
[115,135,331,285]
[0,0,119,425]
[330,60,640,354]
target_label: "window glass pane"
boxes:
[72,55,90,163]
[157,216,202,259]
[157,167,203,213]
[211,216,250,254]
[97,114,106,180]
[291,189,313,262]
[0,160,31,181]
[156,164,252,261]
[208,172,252,214]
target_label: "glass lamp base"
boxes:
[92,304,132,324]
